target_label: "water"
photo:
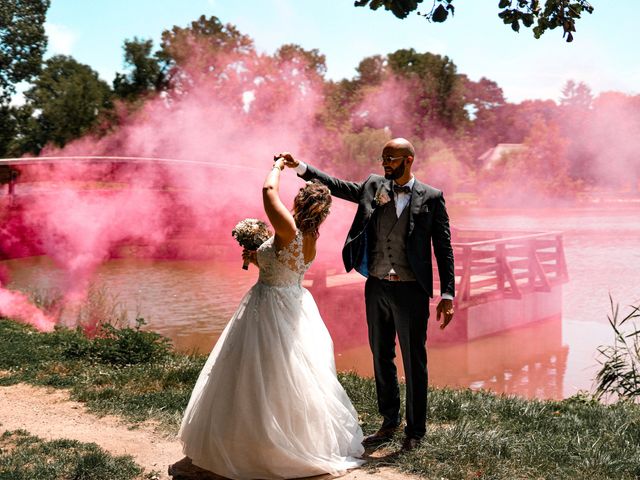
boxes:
[4,206,639,400]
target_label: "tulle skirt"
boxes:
[178,282,364,479]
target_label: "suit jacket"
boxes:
[301,165,455,298]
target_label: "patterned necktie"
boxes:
[393,184,411,194]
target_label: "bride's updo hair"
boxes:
[292,180,332,238]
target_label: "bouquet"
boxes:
[232,218,272,270]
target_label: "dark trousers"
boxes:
[365,276,430,439]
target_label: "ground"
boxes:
[0,383,415,480]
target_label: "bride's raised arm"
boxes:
[263,156,297,247]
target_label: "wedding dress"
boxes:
[178,231,364,479]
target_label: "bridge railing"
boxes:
[307,229,569,310]
[448,230,569,309]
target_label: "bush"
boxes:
[61,318,172,366]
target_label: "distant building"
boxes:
[478,143,526,170]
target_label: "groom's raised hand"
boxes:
[436,298,454,330]
[276,152,299,169]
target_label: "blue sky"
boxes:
[42,0,637,103]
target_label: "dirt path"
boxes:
[0,383,415,480]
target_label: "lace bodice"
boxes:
[256,230,313,287]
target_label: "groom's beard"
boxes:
[384,162,406,180]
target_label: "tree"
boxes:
[0,0,50,103]
[158,15,255,90]
[353,0,593,42]
[0,105,18,156]
[560,79,592,109]
[113,37,167,100]
[16,55,113,153]
[386,48,467,133]
[274,44,327,78]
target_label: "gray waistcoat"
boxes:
[368,199,416,281]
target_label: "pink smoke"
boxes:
[1,30,638,337]
[0,40,351,332]
[0,288,55,331]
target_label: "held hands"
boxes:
[242,248,258,268]
[272,157,285,171]
[436,298,454,330]
[275,152,299,169]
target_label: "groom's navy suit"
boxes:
[300,164,455,439]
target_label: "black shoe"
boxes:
[168,456,192,476]
[362,424,401,446]
[401,436,422,451]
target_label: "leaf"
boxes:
[431,4,449,22]
[522,13,534,27]
[511,19,520,32]
[498,0,510,8]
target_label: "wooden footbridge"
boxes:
[307,228,569,346]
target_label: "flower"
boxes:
[232,218,272,249]
[374,188,391,206]
[232,218,272,270]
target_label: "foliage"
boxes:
[415,137,466,193]
[340,127,391,177]
[62,318,173,366]
[595,299,640,402]
[275,44,327,78]
[386,48,467,133]
[560,79,593,109]
[0,105,18,157]
[158,14,255,94]
[113,37,167,100]
[0,430,144,480]
[353,0,594,41]
[16,55,113,154]
[0,0,49,103]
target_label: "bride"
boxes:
[176,155,364,479]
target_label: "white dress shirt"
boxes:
[392,177,414,217]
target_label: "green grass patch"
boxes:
[1,318,640,479]
[0,430,147,480]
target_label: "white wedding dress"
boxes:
[178,231,364,479]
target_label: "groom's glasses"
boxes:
[379,155,407,165]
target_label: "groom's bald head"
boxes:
[383,138,415,158]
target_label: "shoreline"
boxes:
[1,318,639,479]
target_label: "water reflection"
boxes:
[2,206,639,401]
[0,256,578,400]
[336,316,568,400]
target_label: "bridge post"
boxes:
[496,243,505,292]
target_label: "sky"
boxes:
[35,1,640,103]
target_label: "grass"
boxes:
[1,318,640,479]
[0,430,148,480]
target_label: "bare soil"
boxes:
[0,383,415,480]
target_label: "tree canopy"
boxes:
[354,0,594,42]
[113,38,168,100]
[16,55,113,153]
[0,0,50,102]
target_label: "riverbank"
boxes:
[1,318,639,479]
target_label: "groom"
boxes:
[281,138,455,451]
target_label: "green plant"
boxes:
[0,430,143,480]
[594,298,640,402]
[88,317,172,366]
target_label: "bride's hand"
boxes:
[276,152,299,169]
[242,248,258,267]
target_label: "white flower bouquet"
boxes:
[232,218,272,270]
